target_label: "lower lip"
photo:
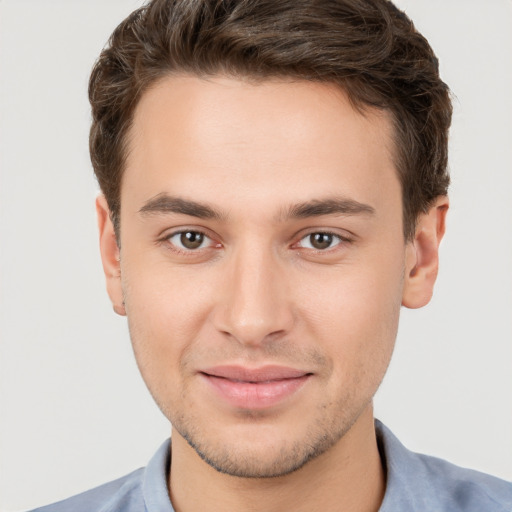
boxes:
[201,374,310,410]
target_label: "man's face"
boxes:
[113,75,408,477]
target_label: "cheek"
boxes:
[297,254,404,377]
[120,260,214,379]
[123,253,211,323]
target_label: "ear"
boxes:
[402,196,449,309]
[96,195,126,316]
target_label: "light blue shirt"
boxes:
[31,420,512,512]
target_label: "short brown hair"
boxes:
[89,0,452,240]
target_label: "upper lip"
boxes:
[201,365,310,382]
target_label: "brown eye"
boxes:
[297,232,343,251]
[167,230,209,250]
[180,231,204,249]
[309,233,334,250]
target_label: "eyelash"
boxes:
[159,229,219,254]
[159,229,352,255]
[294,231,351,252]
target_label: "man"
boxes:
[30,0,512,511]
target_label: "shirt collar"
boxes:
[141,421,456,512]
[143,438,175,511]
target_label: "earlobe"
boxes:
[96,195,126,316]
[402,196,449,309]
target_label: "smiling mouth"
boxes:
[199,365,312,409]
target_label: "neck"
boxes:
[168,405,385,512]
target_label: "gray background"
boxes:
[1,1,511,510]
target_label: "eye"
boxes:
[297,232,343,250]
[167,230,212,250]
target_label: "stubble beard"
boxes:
[167,392,373,479]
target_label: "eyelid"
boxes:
[292,229,354,251]
[157,226,354,255]
[159,227,222,253]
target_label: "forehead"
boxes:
[123,74,399,220]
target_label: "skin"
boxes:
[97,75,448,512]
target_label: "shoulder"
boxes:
[28,438,173,512]
[28,468,145,512]
[414,451,512,511]
[376,420,512,512]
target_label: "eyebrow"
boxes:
[138,194,375,222]
[139,194,224,220]
[281,197,375,220]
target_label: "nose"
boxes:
[213,242,294,347]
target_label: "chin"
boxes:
[183,431,324,478]
[172,411,354,479]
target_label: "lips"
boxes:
[199,365,311,410]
